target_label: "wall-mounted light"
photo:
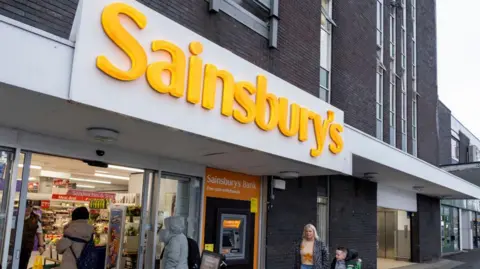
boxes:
[278,171,299,179]
[108,165,143,173]
[76,184,95,189]
[413,185,424,191]
[94,173,129,180]
[87,128,119,143]
[18,164,42,170]
[70,177,111,185]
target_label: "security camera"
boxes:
[96,150,105,157]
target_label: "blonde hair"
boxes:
[302,223,319,241]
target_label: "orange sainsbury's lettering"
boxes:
[146,40,186,98]
[309,110,335,157]
[97,3,148,81]
[233,82,257,124]
[329,123,344,154]
[255,75,278,131]
[278,98,300,137]
[95,2,344,157]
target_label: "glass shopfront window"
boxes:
[0,147,15,268]
[0,151,202,269]
[441,205,460,253]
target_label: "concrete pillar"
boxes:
[39,177,53,194]
[461,210,473,250]
[128,173,144,198]
[174,181,189,217]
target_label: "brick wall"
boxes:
[1,0,322,97]
[0,0,77,38]
[266,178,318,269]
[437,101,452,165]
[266,176,377,269]
[138,0,321,97]
[416,0,439,165]
[330,0,377,137]
[329,175,377,269]
[411,194,441,263]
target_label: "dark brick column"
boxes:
[329,175,377,269]
[416,0,439,165]
[459,132,470,163]
[330,0,377,137]
[265,177,318,269]
[437,101,452,165]
[411,194,441,263]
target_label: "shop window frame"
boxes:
[207,0,279,48]
[7,150,31,269]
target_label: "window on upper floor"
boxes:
[207,0,279,47]
[376,0,384,140]
[400,2,407,152]
[376,66,384,140]
[412,94,417,156]
[451,137,460,163]
[389,5,396,147]
[376,0,384,58]
[320,0,335,102]
[411,0,418,157]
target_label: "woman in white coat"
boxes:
[160,216,189,269]
[56,207,94,269]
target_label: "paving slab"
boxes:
[395,260,464,269]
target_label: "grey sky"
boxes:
[437,0,480,136]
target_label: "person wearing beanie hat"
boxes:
[71,207,89,221]
[56,207,94,269]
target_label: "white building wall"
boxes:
[461,210,473,250]
[377,184,417,212]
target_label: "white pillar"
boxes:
[39,177,53,194]
[459,208,463,251]
[128,173,144,198]
[175,181,190,217]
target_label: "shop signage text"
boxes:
[206,174,256,190]
[205,168,260,201]
[52,190,115,201]
[96,2,344,158]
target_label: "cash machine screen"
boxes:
[219,214,247,260]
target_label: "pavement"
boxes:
[394,249,480,269]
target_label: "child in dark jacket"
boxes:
[330,247,362,269]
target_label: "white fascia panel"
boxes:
[0,16,73,99]
[346,125,480,199]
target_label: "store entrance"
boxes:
[377,208,413,268]
[6,152,201,269]
[473,213,480,249]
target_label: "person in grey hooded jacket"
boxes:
[160,216,189,269]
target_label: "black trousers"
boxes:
[18,248,32,269]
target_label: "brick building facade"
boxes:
[0,0,446,268]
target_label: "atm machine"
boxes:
[204,198,255,269]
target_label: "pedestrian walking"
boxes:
[19,201,45,269]
[56,207,94,269]
[293,223,329,269]
[159,216,189,269]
